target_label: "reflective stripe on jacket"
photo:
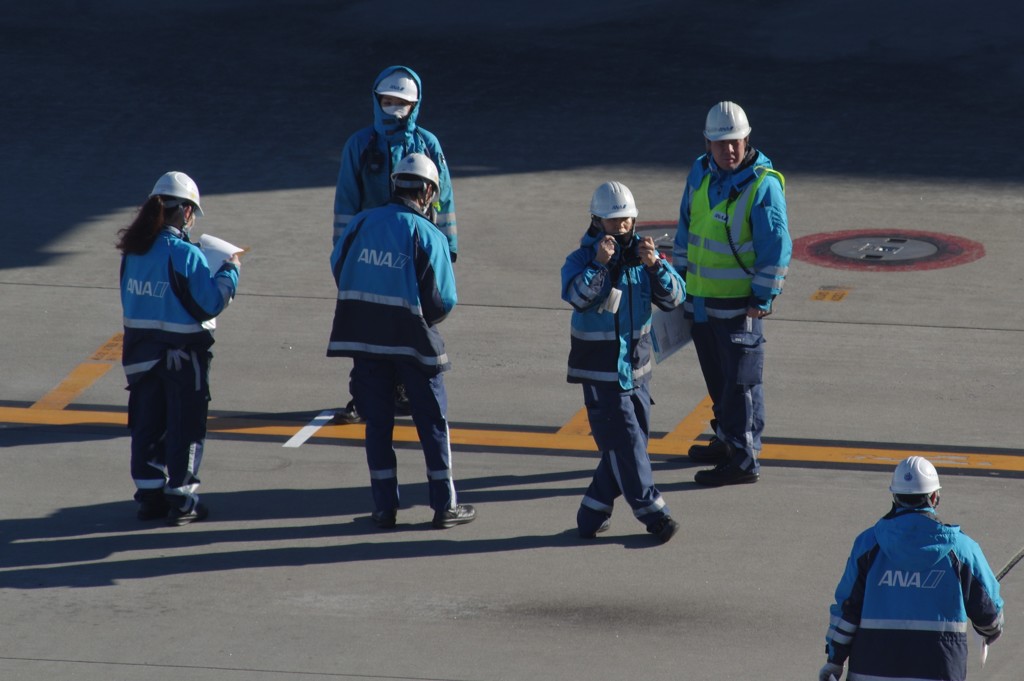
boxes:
[327,198,456,375]
[561,228,685,390]
[826,509,1004,681]
[120,227,238,385]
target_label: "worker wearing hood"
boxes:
[333,66,457,257]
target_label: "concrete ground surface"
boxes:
[2,1,1022,680]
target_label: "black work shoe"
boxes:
[432,504,476,529]
[335,400,363,424]
[694,461,759,487]
[137,497,170,521]
[394,384,411,416]
[167,502,209,526]
[688,436,729,464]
[648,516,680,544]
[135,489,170,521]
[371,510,397,529]
[579,517,611,539]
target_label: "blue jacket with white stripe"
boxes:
[119,227,238,385]
[561,226,685,390]
[825,507,1004,681]
[327,197,456,375]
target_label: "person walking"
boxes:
[327,153,475,530]
[672,101,791,486]
[117,171,240,525]
[562,181,685,543]
[332,65,458,424]
[820,456,1004,681]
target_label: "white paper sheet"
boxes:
[651,305,693,363]
[198,233,247,270]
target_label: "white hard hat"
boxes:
[375,70,419,102]
[704,101,752,141]
[889,456,941,495]
[590,181,638,219]
[149,171,204,216]
[391,153,439,193]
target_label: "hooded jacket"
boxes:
[333,66,457,256]
[826,507,1004,681]
[561,225,685,390]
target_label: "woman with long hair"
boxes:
[118,171,240,525]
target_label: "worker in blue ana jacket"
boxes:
[117,171,240,526]
[327,153,475,531]
[672,101,791,487]
[332,65,458,424]
[821,457,1004,681]
[562,182,685,543]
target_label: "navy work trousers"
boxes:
[576,382,670,535]
[690,314,765,473]
[127,349,210,509]
[351,357,456,515]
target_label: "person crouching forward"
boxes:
[561,181,686,543]
[327,153,475,531]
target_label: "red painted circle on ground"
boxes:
[792,229,985,272]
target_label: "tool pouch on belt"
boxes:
[731,324,764,386]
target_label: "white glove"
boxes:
[818,662,844,681]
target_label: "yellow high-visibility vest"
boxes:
[686,166,784,298]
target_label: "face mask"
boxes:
[382,104,412,119]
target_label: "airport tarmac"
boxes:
[1,1,1022,680]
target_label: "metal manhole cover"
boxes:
[829,236,939,262]
[793,229,984,272]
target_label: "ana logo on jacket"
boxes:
[877,569,945,588]
[358,248,409,269]
[126,278,169,298]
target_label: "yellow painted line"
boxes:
[558,396,714,447]
[209,419,601,453]
[17,334,1018,473]
[662,395,714,446]
[759,443,1024,474]
[4,405,126,426]
[90,333,124,361]
[3,406,1022,474]
[29,363,115,411]
[556,407,591,436]
[30,334,122,411]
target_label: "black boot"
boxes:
[687,436,729,464]
[134,489,170,521]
